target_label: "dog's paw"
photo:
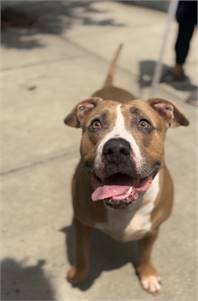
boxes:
[141,275,162,295]
[67,266,88,284]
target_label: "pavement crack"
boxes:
[0,150,78,177]
[0,54,85,72]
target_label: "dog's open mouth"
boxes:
[91,173,153,209]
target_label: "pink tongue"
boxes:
[91,177,152,202]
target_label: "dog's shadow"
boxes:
[60,224,139,291]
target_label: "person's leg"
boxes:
[173,20,195,76]
[161,1,197,82]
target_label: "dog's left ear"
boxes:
[64,97,103,128]
[148,98,189,128]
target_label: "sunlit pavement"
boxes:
[1,1,197,301]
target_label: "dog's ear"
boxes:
[148,98,189,128]
[64,97,103,128]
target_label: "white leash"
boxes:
[150,0,179,97]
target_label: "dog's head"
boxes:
[64,97,189,209]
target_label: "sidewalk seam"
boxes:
[0,150,78,177]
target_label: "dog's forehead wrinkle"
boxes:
[129,103,160,128]
[130,106,141,115]
[91,110,107,120]
[91,101,117,118]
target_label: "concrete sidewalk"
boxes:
[1,1,197,301]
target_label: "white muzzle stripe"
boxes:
[95,104,143,171]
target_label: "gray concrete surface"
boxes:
[1,1,197,301]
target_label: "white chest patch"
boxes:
[95,174,160,241]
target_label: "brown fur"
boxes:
[65,45,189,294]
[92,86,135,102]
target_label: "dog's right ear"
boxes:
[64,97,103,128]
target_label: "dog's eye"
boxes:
[90,119,102,129]
[138,119,153,132]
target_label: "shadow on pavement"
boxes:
[1,0,125,50]
[61,224,139,291]
[1,258,55,300]
[138,59,196,92]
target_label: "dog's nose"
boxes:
[103,138,131,163]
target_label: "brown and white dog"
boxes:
[64,45,189,294]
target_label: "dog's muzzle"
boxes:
[90,137,161,210]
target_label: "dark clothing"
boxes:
[175,1,197,65]
[176,0,197,24]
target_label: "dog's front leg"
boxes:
[137,229,161,295]
[67,217,93,284]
